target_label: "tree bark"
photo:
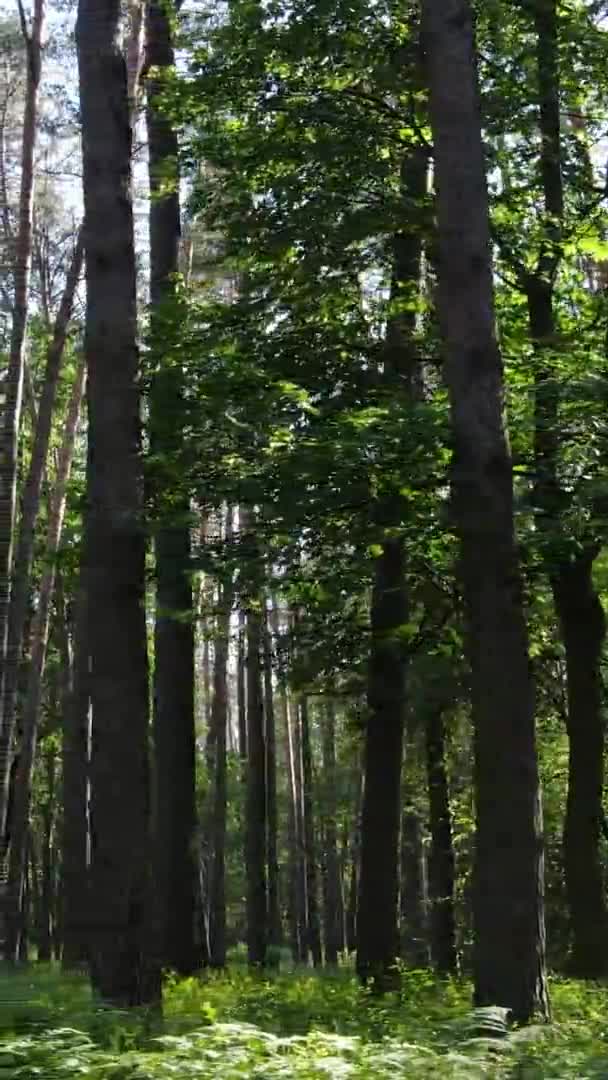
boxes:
[263,610,281,952]
[423,0,548,1021]
[356,80,427,984]
[237,604,247,760]
[0,230,83,844]
[146,0,198,977]
[425,708,457,974]
[0,0,45,850]
[525,0,608,978]
[5,359,85,963]
[320,701,343,965]
[76,0,159,1005]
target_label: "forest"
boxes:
[0,0,607,1075]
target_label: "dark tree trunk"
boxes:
[525,0,608,978]
[146,0,198,978]
[356,118,427,988]
[300,697,322,967]
[553,553,608,976]
[400,800,429,968]
[61,573,90,970]
[76,0,159,1006]
[425,709,457,974]
[282,684,301,961]
[320,702,343,965]
[263,612,281,952]
[423,0,548,1021]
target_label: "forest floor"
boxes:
[0,959,606,1077]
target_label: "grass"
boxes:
[0,959,608,1076]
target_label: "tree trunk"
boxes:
[320,701,343,965]
[0,0,45,854]
[300,697,322,967]
[61,572,90,970]
[356,117,427,988]
[263,611,281,953]
[4,359,85,963]
[425,708,457,974]
[423,0,548,1021]
[553,553,608,976]
[146,0,198,978]
[0,230,83,845]
[292,694,308,962]
[237,604,247,760]
[244,541,267,966]
[208,511,233,969]
[345,769,362,954]
[525,0,608,978]
[76,0,159,1005]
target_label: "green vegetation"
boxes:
[1,966,608,1078]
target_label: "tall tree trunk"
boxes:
[423,0,548,1021]
[280,675,301,961]
[320,701,343,965]
[345,768,362,954]
[554,554,608,975]
[76,0,159,1005]
[425,708,457,974]
[61,572,90,970]
[146,0,198,977]
[4,359,85,963]
[357,131,427,984]
[263,610,281,953]
[292,693,308,962]
[300,697,322,966]
[525,0,608,978]
[208,510,233,969]
[245,579,267,966]
[0,231,83,844]
[0,0,45,852]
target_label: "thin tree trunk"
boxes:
[0,231,84,844]
[425,708,457,974]
[300,697,322,967]
[320,701,343,965]
[61,573,90,970]
[146,0,198,977]
[209,510,233,969]
[237,604,247,760]
[292,693,308,962]
[76,0,159,1004]
[5,359,85,962]
[245,572,267,966]
[0,0,45,849]
[263,609,281,953]
[423,0,548,1022]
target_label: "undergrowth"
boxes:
[0,961,607,1077]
